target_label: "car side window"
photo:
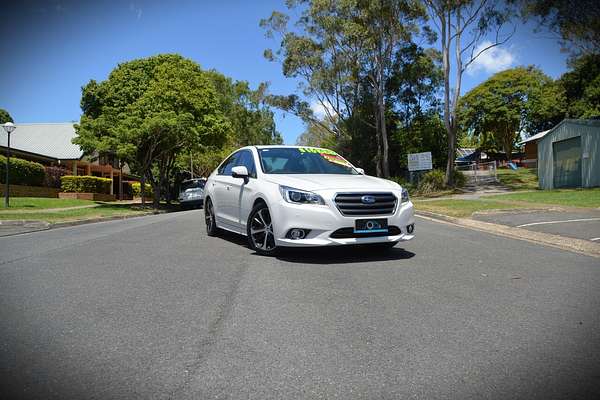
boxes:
[217,152,239,175]
[235,150,257,178]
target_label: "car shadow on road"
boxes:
[275,246,415,265]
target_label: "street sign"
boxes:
[407,152,432,171]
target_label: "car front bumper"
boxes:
[270,198,415,247]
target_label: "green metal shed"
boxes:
[537,119,600,189]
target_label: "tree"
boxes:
[459,66,564,161]
[75,54,229,208]
[0,109,13,124]
[558,53,600,118]
[519,0,600,57]
[261,0,427,178]
[424,0,515,185]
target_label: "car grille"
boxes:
[330,226,401,239]
[334,192,397,216]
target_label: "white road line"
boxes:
[591,237,600,242]
[516,217,600,228]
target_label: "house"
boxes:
[518,129,551,168]
[536,119,600,189]
[0,122,134,195]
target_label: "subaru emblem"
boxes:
[361,195,376,204]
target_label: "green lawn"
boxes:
[413,199,525,218]
[490,188,600,208]
[1,197,97,210]
[0,203,149,222]
[496,168,539,191]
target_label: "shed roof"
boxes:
[519,129,550,145]
[0,123,83,160]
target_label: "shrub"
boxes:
[417,169,446,194]
[44,166,70,188]
[61,175,112,194]
[0,155,46,186]
[131,182,153,197]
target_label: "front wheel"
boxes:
[247,203,279,256]
[205,198,219,236]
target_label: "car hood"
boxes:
[263,174,400,192]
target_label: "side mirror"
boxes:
[231,166,249,182]
[355,167,365,175]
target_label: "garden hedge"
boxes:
[131,182,153,197]
[0,154,46,186]
[61,175,112,194]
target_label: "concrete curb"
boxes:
[416,210,600,259]
[0,220,51,237]
[50,211,160,229]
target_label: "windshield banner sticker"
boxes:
[298,147,352,167]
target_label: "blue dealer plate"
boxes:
[354,218,388,234]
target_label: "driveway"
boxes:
[473,208,600,242]
[1,211,599,399]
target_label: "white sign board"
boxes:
[407,152,432,171]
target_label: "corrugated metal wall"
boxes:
[537,120,600,189]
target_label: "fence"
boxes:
[456,161,498,185]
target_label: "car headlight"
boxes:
[401,188,409,203]
[279,185,325,205]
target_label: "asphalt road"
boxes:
[473,209,600,242]
[1,210,599,400]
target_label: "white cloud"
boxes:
[466,41,516,75]
[129,3,143,20]
[310,100,335,119]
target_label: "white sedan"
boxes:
[204,145,415,255]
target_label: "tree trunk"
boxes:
[379,86,390,178]
[153,181,160,210]
[140,175,146,208]
[374,96,383,177]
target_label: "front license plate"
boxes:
[354,218,388,233]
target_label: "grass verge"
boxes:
[0,197,98,210]
[0,204,149,223]
[496,168,539,191]
[413,199,525,218]
[489,188,600,208]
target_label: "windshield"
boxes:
[258,147,358,175]
[181,180,205,190]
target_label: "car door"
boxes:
[228,149,259,230]
[211,152,239,228]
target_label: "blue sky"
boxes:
[0,0,569,144]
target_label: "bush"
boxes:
[0,154,46,186]
[61,175,112,194]
[131,182,153,197]
[417,169,446,194]
[44,166,70,188]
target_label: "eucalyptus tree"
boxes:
[424,0,515,185]
[261,0,428,178]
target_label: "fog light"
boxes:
[287,228,309,240]
[406,224,414,234]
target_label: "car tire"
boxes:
[205,198,219,236]
[247,202,279,256]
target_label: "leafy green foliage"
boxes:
[0,108,13,123]
[416,169,465,194]
[558,53,600,118]
[520,0,600,57]
[75,54,230,207]
[262,0,429,177]
[60,176,112,194]
[131,182,153,198]
[459,67,564,160]
[0,155,45,186]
